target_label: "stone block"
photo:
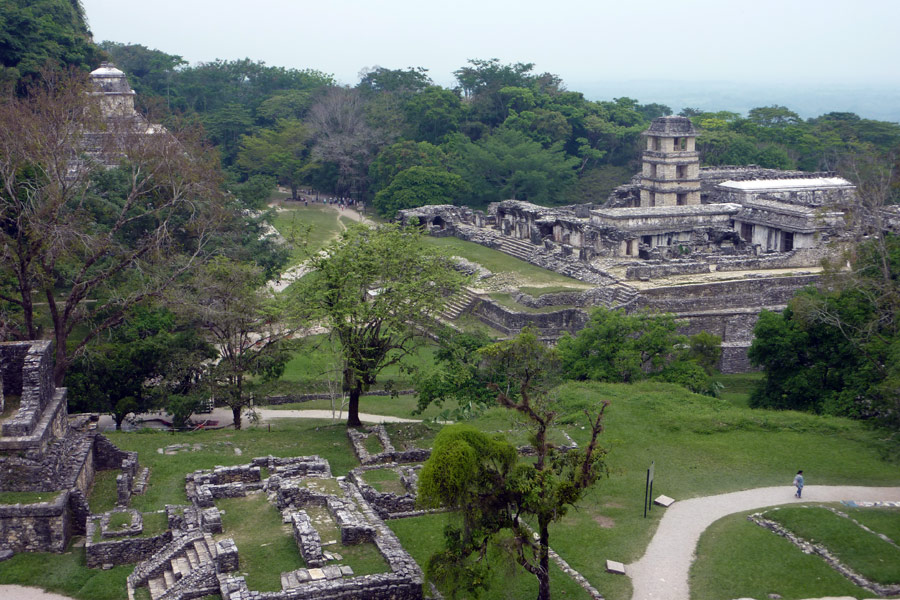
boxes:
[654,495,675,507]
[605,559,626,574]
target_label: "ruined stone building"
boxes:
[399,116,862,372]
[0,341,142,555]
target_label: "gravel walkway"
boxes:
[627,485,900,600]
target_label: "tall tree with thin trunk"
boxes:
[170,257,296,430]
[296,223,465,427]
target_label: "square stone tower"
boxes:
[639,116,701,207]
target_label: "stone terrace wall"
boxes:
[472,298,589,337]
[0,491,69,552]
[634,274,819,313]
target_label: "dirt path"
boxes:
[627,485,900,600]
[97,407,420,431]
[0,585,77,600]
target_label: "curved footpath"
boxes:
[627,485,900,600]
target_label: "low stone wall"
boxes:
[85,514,173,568]
[291,511,326,567]
[0,491,69,553]
[348,466,418,520]
[625,261,710,280]
[347,426,431,466]
[327,496,375,545]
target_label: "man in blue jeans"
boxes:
[793,470,804,498]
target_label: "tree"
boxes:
[0,0,102,92]
[557,308,715,393]
[0,69,227,383]
[357,66,432,94]
[296,223,466,426]
[236,119,312,199]
[307,87,389,199]
[403,86,463,144]
[418,330,608,600]
[373,166,469,218]
[171,257,296,430]
[414,328,496,421]
[450,129,578,207]
[65,305,214,429]
[368,140,447,194]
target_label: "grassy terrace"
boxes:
[0,490,61,505]
[361,468,407,495]
[267,204,346,265]
[420,235,592,289]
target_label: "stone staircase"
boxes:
[127,532,222,600]
[497,236,536,261]
[441,288,479,321]
[609,284,640,308]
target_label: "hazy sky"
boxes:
[81,0,899,89]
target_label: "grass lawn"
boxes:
[847,506,900,543]
[714,371,765,408]
[217,494,304,591]
[691,509,876,600]
[0,490,61,505]
[268,205,345,265]
[0,541,133,600]
[361,468,407,495]
[103,420,359,511]
[420,236,591,289]
[88,469,120,513]
[765,505,900,584]
[276,335,437,392]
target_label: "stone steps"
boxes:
[498,238,536,261]
[133,535,218,600]
[440,288,478,321]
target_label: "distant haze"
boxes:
[81,0,900,121]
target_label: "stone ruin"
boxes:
[123,455,424,600]
[0,340,144,555]
[398,115,871,372]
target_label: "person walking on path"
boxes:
[793,470,804,498]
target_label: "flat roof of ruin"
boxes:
[591,203,741,219]
[717,177,854,191]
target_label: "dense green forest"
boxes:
[3,0,899,217]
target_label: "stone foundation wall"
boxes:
[472,298,589,337]
[85,516,173,568]
[291,511,326,567]
[0,491,69,553]
[635,275,818,314]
